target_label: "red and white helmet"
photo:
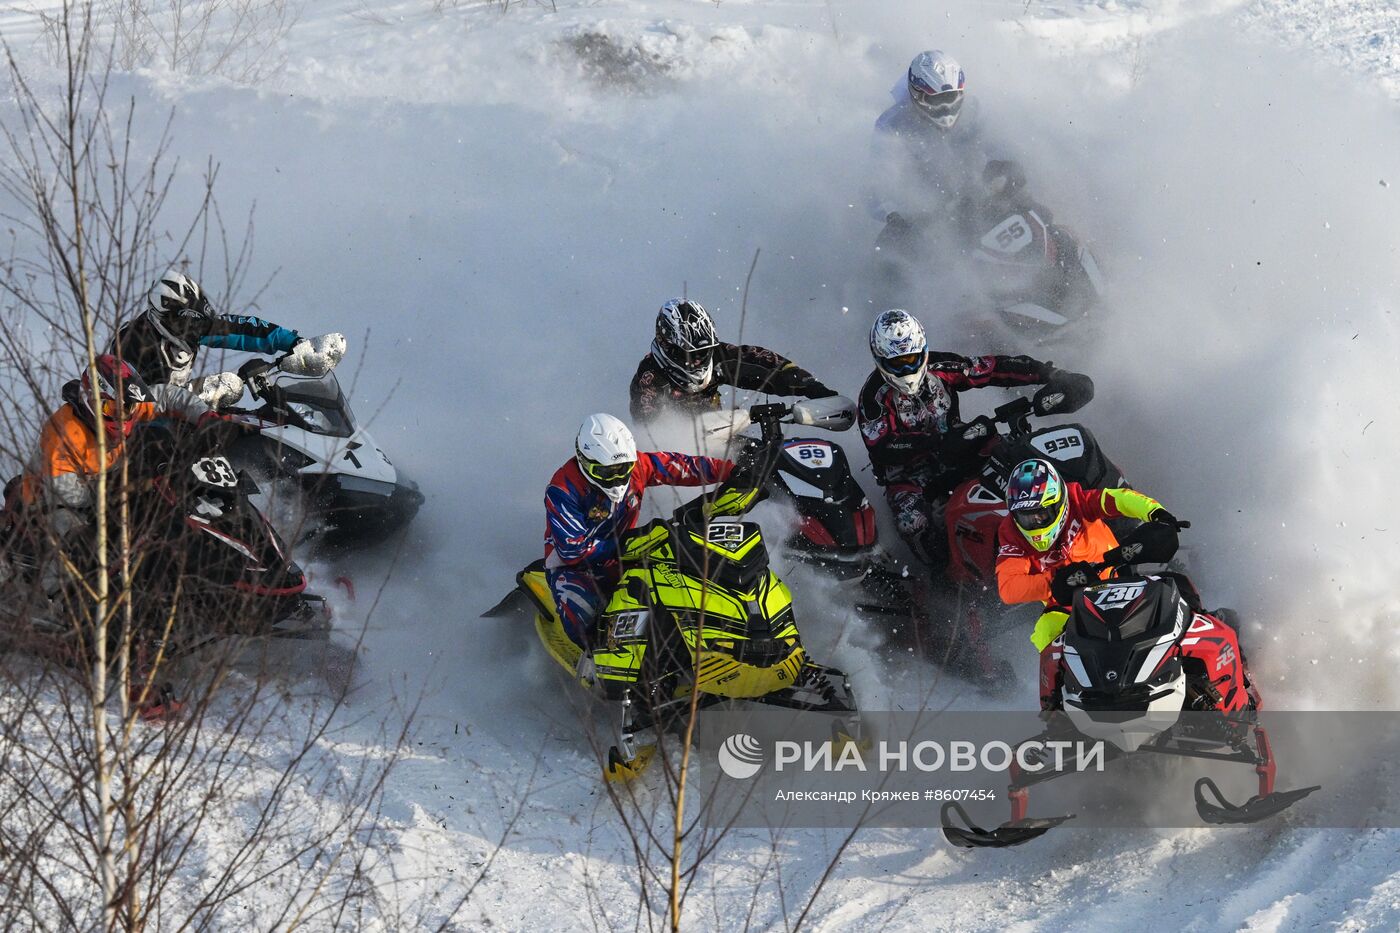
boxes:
[869,309,929,395]
[78,355,153,442]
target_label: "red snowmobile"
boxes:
[941,522,1319,847]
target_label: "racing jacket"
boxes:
[995,484,1163,609]
[628,343,825,424]
[856,353,1051,493]
[110,311,302,388]
[867,85,994,220]
[544,451,733,572]
[19,380,208,511]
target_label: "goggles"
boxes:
[912,86,964,117]
[661,338,715,373]
[581,457,635,487]
[878,351,926,377]
[1012,504,1060,532]
[99,397,139,420]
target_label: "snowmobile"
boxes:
[217,350,423,550]
[875,161,1103,342]
[942,387,1127,603]
[694,398,922,654]
[961,200,1103,335]
[485,462,863,782]
[697,385,1113,688]
[695,396,877,580]
[941,522,1319,848]
[126,420,332,647]
[0,421,331,712]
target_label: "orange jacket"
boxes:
[20,401,158,509]
[995,483,1162,608]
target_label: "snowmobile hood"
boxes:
[259,423,399,485]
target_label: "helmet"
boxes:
[907,50,965,129]
[78,355,153,443]
[575,413,638,504]
[982,159,1027,199]
[652,298,718,393]
[869,309,929,395]
[1006,458,1068,552]
[146,269,211,340]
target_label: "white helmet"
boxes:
[575,413,638,503]
[652,298,719,393]
[870,309,929,395]
[907,50,966,129]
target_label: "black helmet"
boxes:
[146,269,211,340]
[651,298,718,393]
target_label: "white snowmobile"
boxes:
[210,338,423,549]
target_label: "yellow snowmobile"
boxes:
[487,471,862,782]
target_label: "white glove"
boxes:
[281,333,347,377]
[192,371,245,410]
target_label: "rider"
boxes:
[110,269,343,408]
[994,457,1183,710]
[9,355,209,547]
[544,413,735,650]
[629,298,837,424]
[868,49,996,225]
[856,309,1077,569]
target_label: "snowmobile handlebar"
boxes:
[700,396,857,446]
[239,351,296,398]
[958,371,1095,444]
[1094,521,1183,574]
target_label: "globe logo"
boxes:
[717,733,765,779]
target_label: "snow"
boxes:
[2,0,1400,927]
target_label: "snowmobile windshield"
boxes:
[269,371,355,438]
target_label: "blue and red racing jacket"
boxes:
[544,451,733,571]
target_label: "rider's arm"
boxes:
[628,360,665,424]
[855,379,911,487]
[1084,487,1163,523]
[35,414,95,511]
[994,520,1053,605]
[637,451,733,488]
[145,385,208,422]
[197,314,301,354]
[544,484,604,565]
[717,343,833,398]
[935,353,1052,392]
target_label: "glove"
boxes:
[939,417,994,459]
[281,333,347,377]
[956,416,994,443]
[1051,561,1098,607]
[1148,507,1190,530]
[192,371,245,410]
[801,379,839,400]
[1034,370,1094,416]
